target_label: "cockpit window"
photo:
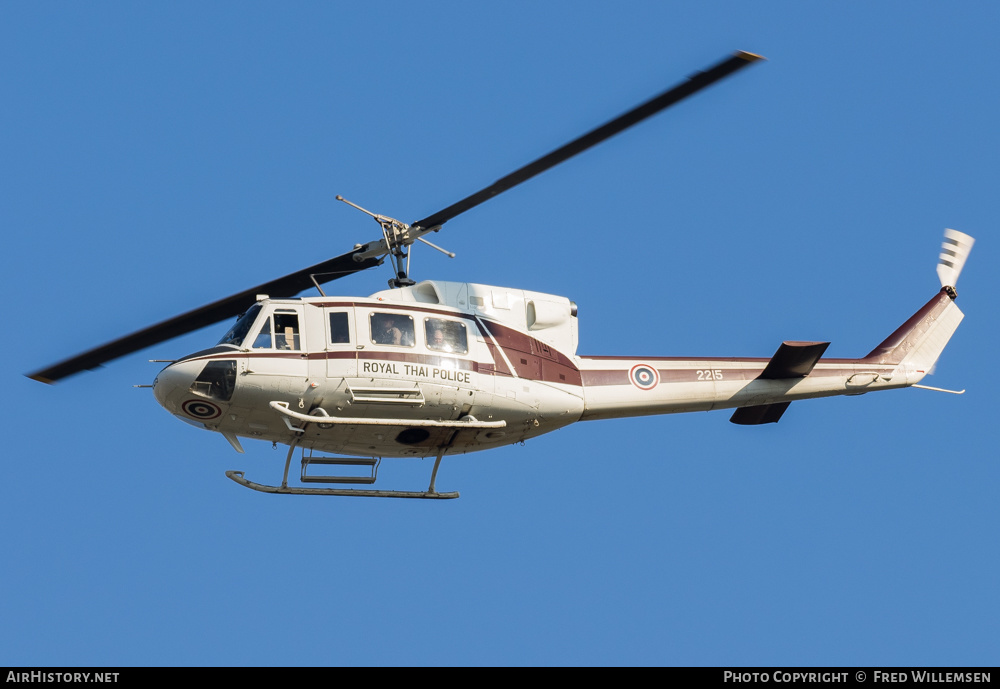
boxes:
[274,313,300,350]
[252,317,272,349]
[251,312,301,350]
[217,304,262,347]
[425,318,468,354]
[190,360,237,402]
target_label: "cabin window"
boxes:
[217,304,262,347]
[424,318,468,354]
[190,360,237,402]
[329,312,350,344]
[370,312,414,347]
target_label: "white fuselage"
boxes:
[152,279,961,458]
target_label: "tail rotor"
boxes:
[936,228,975,295]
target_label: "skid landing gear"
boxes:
[226,440,459,499]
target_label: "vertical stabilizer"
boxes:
[936,229,975,289]
[866,229,975,381]
[896,298,964,378]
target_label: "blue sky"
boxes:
[2,3,997,666]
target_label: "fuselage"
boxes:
[152,279,959,458]
[153,281,586,458]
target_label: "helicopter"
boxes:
[27,51,975,500]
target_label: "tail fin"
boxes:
[864,229,973,382]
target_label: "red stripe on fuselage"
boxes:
[477,318,582,386]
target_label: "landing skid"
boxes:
[225,470,459,499]
[226,438,460,499]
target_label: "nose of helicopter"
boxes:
[152,359,205,414]
[152,354,239,429]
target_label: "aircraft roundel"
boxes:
[629,364,659,390]
[182,399,222,420]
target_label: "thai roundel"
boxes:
[629,364,659,390]
[182,399,222,420]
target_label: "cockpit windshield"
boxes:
[217,304,263,347]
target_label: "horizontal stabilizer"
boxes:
[759,341,830,379]
[730,402,791,425]
[936,229,974,289]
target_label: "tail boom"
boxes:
[578,289,965,422]
[577,354,910,421]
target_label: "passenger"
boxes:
[377,317,403,346]
[429,327,450,352]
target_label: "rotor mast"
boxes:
[336,195,454,288]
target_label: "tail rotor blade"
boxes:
[936,228,975,289]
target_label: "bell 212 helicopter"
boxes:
[28,51,975,499]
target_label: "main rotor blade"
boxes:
[27,248,383,384]
[411,50,763,231]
